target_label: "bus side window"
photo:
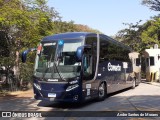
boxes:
[100,38,108,62]
[99,36,131,63]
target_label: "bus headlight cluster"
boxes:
[69,80,78,84]
[66,84,79,92]
[34,83,41,90]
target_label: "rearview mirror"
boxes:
[22,48,37,63]
[76,45,91,62]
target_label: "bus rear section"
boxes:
[129,52,141,86]
[143,44,160,82]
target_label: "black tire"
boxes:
[134,77,138,86]
[97,82,107,101]
[136,73,141,86]
[132,79,136,89]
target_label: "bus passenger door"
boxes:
[82,36,98,100]
[82,50,98,99]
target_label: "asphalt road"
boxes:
[0,82,160,120]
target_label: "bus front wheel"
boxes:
[97,82,107,101]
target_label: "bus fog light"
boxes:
[73,95,78,100]
[66,84,79,91]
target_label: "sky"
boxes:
[47,0,158,36]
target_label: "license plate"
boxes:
[48,93,56,97]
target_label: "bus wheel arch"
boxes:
[97,81,107,101]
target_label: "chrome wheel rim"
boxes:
[99,83,105,97]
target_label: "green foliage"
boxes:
[140,17,160,48]
[0,0,102,91]
[53,21,76,33]
[115,20,143,52]
[52,21,102,34]
[142,0,160,11]
[116,0,160,53]
[19,62,34,82]
[116,16,160,53]
[0,0,60,90]
[75,24,102,33]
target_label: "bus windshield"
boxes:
[34,39,83,80]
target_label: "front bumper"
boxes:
[33,82,82,103]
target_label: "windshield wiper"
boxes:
[50,50,64,81]
[52,60,65,81]
[40,54,53,81]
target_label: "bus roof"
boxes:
[42,32,93,41]
[42,32,132,51]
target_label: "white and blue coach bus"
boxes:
[22,32,139,102]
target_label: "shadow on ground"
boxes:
[37,87,132,109]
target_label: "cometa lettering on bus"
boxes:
[108,62,121,71]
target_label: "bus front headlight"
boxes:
[66,84,79,92]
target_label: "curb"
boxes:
[142,81,160,87]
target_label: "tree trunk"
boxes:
[14,51,20,90]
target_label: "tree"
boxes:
[0,0,60,91]
[140,17,160,48]
[52,21,102,34]
[0,0,102,91]
[115,20,143,52]
[142,0,160,11]
[75,24,102,33]
[116,17,160,52]
[53,21,76,33]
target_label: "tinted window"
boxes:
[84,36,97,80]
[150,57,154,66]
[136,58,141,66]
[100,37,131,62]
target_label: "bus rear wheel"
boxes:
[97,82,107,101]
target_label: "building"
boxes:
[143,44,160,82]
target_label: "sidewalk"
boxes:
[141,79,160,87]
